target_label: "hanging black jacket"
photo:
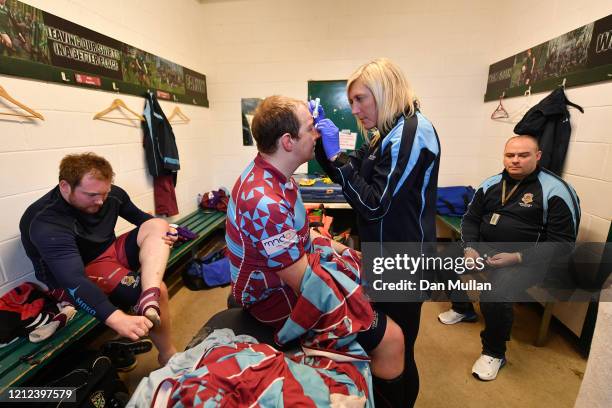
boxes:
[514,87,583,176]
[142,91,180,178]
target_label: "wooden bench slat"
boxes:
[438,215,462,233]
[179,210,219,229]
[167,213,226,268]
[182,212,224,235]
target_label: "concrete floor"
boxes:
[118,285,586,407]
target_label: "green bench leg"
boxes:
[535,302,554,346]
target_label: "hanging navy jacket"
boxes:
[142,91,180,216]
[514,87,583,176]
[142,91,180,177]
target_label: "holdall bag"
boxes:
[436,186,475,217]
[199,189,229,212]
[183,249,230,290]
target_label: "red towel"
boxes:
[154,174,179,216]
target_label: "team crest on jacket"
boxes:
[121,275,139,288]
[90,391,105,408]
[520,193,534,207]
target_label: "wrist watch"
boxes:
[331,152,349,167]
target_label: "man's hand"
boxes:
[464,247,481,261]
[162,225,178,247]
[105,310,153,341]
[486,252,521,268]
[463,248,481,271]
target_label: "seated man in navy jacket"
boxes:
[438,135,580,381]
[20,153,177,365]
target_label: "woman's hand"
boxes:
[308,99,325,125]
[316,119,341,160]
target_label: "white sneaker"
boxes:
[438,309,478,325]
[471,354,506,381]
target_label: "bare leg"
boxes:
[136,218,170,325]
[136,218,171,290]
[370,316,405,379]
[148,282,176,365]
[370,317,407,407]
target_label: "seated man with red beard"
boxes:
[20,153,177,365]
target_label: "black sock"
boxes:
[373,373,406,408]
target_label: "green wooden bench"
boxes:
[437,214,462,240]
[0,209,226,393]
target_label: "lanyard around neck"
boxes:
[501,179,521,206]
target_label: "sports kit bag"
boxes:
[436,186,475,217]
[183,249,231,290]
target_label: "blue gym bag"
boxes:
[184,249,230,290]
[436,186,475,217]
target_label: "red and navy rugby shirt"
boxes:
[226,154,311,319]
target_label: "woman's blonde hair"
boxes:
[347,58,417,145]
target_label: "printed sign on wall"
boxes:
[0,0,208,106]
[485,13,612,101]
[241,98,262,146]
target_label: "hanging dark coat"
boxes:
[142,91,180,216]
[514,87,583,176]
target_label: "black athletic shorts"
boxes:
[355,308,387,352]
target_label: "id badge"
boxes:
[490,213,500,225]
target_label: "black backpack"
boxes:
[29,350,129,408]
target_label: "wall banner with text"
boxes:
[0,0,208,106]
[484,13,612,101]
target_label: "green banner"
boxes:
[484,13,612,101]
[0,0,208,106]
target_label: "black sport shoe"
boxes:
[102,338,153,356]
[104,348,137,372]
[101,338,152,372]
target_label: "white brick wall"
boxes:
[200,0,498,188]
[0,0,215,294]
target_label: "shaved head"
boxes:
[503,135,541,179]
[505,135,539,151]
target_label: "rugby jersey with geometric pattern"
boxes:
[226,154,311,313]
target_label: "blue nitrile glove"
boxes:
[308,99,325,126]
[316,118,341,160]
